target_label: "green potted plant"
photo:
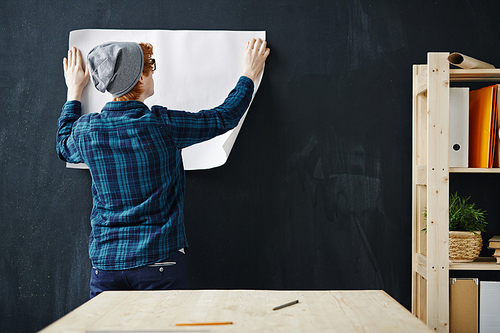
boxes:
[424,192,487,262]
[448,192,487,262]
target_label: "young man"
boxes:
[57,39,270,298]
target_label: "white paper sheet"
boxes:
[67,29,266,170]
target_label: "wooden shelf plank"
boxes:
[450,68,500,81]
[450,257,500,270]
[450,167,500,173]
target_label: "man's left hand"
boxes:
[63,47,90,101]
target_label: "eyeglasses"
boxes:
[150,58,156,71]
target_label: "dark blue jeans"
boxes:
[89,251,187,299]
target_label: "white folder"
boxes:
[449,87,469,167]
[480,281,500,333]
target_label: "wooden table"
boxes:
[40,290,432,332]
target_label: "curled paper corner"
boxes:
[448,52,495,69]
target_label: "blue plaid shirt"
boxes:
[56,76,254,270]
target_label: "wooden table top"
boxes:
[40,289,431,332]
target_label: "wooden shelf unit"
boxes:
[412,53,500,332]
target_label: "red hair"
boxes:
[113,42,154,101]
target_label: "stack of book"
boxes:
[488,236,500,263]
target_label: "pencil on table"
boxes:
[175,321,233,326]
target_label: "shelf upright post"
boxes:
[426,52,450,332]
[412,62,428,324]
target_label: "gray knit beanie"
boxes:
[87,42,144,97]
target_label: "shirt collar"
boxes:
[101,100,148,112]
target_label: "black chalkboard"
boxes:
[2,1,500,332]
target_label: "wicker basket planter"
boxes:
[449,231,482,262]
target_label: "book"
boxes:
[488,235,500,249]
[488,236,500,264]
[469,85,498,168]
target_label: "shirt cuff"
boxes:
[62,100,83,116]
[239,75,255,90]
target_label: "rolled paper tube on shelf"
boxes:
[448,52,495,69]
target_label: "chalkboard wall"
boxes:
[3,0,500,332]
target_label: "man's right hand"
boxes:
[242,38,270,83]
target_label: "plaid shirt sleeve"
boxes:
[56,100,84,163]
[156,76,254,149]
